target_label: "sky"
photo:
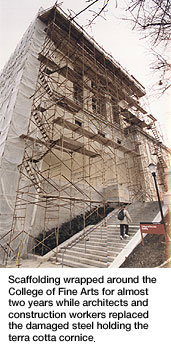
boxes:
[0,0,170,146]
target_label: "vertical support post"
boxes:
[152,172,168,242]
[62,250,64,268]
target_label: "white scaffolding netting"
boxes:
[0,18,46,255]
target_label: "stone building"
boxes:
[0,4,170,263]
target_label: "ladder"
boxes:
[151,124,167,190]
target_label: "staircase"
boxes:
[44,201,160,268]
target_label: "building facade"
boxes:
[0,4,170,262]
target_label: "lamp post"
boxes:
[148,163,168,240]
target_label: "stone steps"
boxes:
[72,242,125,254]
[67,246,120,258]
[50,251,108,268]
[50,243,123,262]
[45,201,160,268]
[89,230,136,237]
[50,248,111,263]
[72,238,130,247]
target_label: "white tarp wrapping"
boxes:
[0,17,46,259]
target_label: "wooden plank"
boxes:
[20,134,99,158]
[121,109,149,128]
[53,117,94,139]
[53,117,140,156]
[56,137,99,158]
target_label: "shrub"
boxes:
[34,205,114,255]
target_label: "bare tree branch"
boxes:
[69,0,99,20]
[124,0,171,94]
[69,0,171,95]
[125,0,171,44]
[69,0,112,23]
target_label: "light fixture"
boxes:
[148,163,157,174]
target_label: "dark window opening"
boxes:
[43,68,53,75]
[91,78,106,116]
[91,80,97,89]
[98,131,106,138]
[111,99,120,123]
[101,100,106,116]
[117,139,122,144]
[92,96,98,113]
[73,82,83,105]
[124,128,129,136]
[37,105,46,112]
[92,96,106,116]
[75,119,82,127]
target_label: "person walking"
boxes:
[118,205,132,240]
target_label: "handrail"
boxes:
[60,207,119,267]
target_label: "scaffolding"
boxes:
[1,3,170,265]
